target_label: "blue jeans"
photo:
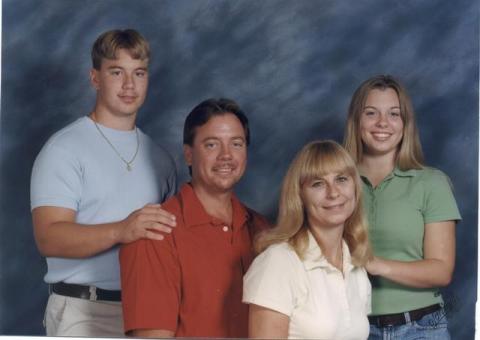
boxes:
[369,308,450,340]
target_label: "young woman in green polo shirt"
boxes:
[343,75,461,340]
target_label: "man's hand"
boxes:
[117,204,177,243]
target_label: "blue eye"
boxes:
[337,176,349,183]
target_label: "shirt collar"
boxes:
[179,183,248,229]
[302,230,354,274]
[360,167,417,185]
[392,167,417,177]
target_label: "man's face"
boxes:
[90,48,148,120]
[184,113,247,195]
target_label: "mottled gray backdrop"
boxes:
[1,0,478,337]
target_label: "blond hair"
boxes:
[255,140,371,267]
[91,29,150,70]
[343,75,424,170]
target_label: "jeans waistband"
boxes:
[368,304,442,327]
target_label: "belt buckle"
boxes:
[89,286,98,301]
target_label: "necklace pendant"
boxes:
[93,121,139,173]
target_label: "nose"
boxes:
[375,113,389,127]
[326,183,340,199]
[218,144,233,160]
[122,74,135,89]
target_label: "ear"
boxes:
[90,69,100,90]
[183,145,193,166]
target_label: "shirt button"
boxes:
[222,226,229,232]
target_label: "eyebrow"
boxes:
[106,66,148,71]
[363,105,400,110]
[231,136,246,141]
[201,136,246,142]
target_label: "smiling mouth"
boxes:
[213,165,237,175]
[371,132,393,140]
[119,95,137,103]
[323,203,346,210]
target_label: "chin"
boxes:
[213,179,240,192]
[325,216,350,226]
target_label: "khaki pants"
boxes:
[44,293,125,337]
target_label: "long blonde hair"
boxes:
[255,140,371,266]
[343,75,424,170]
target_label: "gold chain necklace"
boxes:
[93,120,140,171]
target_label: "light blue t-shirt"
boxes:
[31,116,176,290]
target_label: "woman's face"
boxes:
[359,88,404,158]
[302,171,356,230]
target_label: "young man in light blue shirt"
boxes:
[30,28,177,337]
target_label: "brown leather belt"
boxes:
[50,282,121,302]
[368,303,441,327]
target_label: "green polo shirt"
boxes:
[361,167,461,316]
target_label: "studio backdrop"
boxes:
[1,0,478,338]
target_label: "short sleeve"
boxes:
[30,143,83,211]
[422,169,461,224]
[243,244,303,317]
[120,236,181,334]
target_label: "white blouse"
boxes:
[243,231,371,339]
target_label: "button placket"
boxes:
[334,271,351,326]
[371,190,377,230]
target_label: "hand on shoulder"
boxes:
[117,204,177,243]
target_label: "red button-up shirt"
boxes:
[120,183,270,337]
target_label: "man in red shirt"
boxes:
[120,98,270,338]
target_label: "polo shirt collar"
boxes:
[179,183,248,229]
[360,167,417,185]
[302,230,354,274]
[392,167,417,177]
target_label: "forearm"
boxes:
[368,221,456,289]
[34,220,123,258]
[131,329,174,338]
[368,257,453,288]
[33,204,176,259]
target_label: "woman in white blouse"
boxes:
[243,140,372,340]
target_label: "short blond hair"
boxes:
[343,75,424,170]
[91,29,150,70]
[255,140,371,267]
